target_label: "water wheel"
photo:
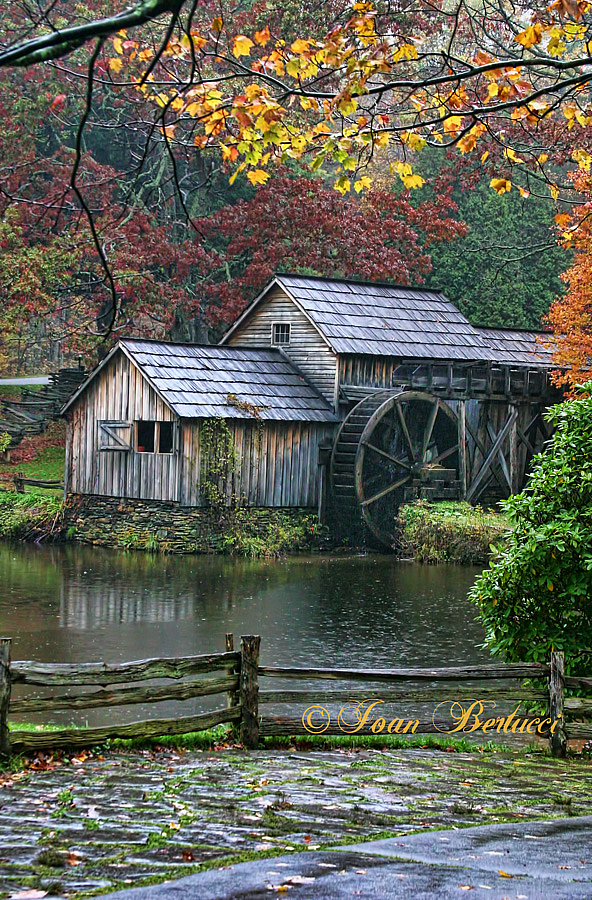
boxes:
[330,390,461,547]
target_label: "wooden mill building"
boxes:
[63,274,558,547]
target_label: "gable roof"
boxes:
[476,327,553,366]
[221,274,552,367]
[63,340,338,423]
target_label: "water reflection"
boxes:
[0,543,489,724]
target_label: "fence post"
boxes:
[225,633,240,737]
[549,651,567,758]
[13,474,24,494]
[239,635,260,750]
[0,638,11,759]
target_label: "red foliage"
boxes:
[198,176,466,327]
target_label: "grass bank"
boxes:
[0,490,63,541]
[396,500,509,564]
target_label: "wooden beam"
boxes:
[0,639,11,759]
[486,420,512,492]
[458,401,467,497]
[10,706,240,752]
[467,408,518,504]
[9,674,239,715]
[240,635,260,749]
[11,651,241,686]
[549,652,567,758]
[258,662,548,682]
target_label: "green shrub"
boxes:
[396,500,508,564]
[469,387,592,673]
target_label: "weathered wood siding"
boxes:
[179,420,334,508]
[225,286,337,404]
[338,355,396,392]
[65,349,335,507]
[66,351,178,501]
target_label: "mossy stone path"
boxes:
[1,747,591,898]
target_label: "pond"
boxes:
[0,544,489,725]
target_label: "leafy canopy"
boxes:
[469,388,592,672]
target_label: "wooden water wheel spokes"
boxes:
[354,391,460,546]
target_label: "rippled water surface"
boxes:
[0,544,489,723]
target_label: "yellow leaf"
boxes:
[547,580,554,591]
[401,132,426,151]
[504,147,523,163]
[354,175,372,193]
[402,173,425,189]
[393,43,418,61]
[443,115,463,135]
[109,57,123,74]
[334,176,351,194]
[538,153,548,164]
[338,96,358,115]
[490,177,511,194]
[113,37,123,55]
[487,82,499,99]
[573,148,592,170]
[254,26,271,46]
[555,212,571,227]
[498,870,514,878]
[480,150,489,163]
[211,16,223,34]
[550,183,559,201]
[518,186,530,198]
[247,169,270,185]
[233,35,254,57]
[515,24,543,49]
[291,38,312,54]
[458,133,477,154]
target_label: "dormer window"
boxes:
[272,322,291,345]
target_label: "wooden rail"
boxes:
[0,474,64,492]
[1,635,246,755]
[0,636,590,758]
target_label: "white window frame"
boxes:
[271,322,291,346]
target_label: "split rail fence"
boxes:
[0,474,64,493]
[0,635,590,760]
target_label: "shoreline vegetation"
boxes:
[0,489,509,560]
[0,429,509,560]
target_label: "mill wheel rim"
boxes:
[354,391,459,546]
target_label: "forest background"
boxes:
[0,0,589,378]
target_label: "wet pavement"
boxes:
[98,817,592,900]
[1,747,591,898]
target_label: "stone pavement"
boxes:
[1,747,591,898]
[98,816,592,900]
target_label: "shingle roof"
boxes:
[223,274,552,368]
[276,274,493,361]
[476,327,554,366]
[64,341,338,423]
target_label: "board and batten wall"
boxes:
[224,286,338,405]
[65,350,177,501]
[179,419,335,508]
[65,349,334,508]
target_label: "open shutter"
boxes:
[99,420,132,451]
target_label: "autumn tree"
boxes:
[197,175,466,327]
[3,0,592,351]
[545,171,592,388]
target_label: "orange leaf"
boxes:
[254,26,271,46]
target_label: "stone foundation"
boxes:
[63,493,329,555]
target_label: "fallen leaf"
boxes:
[498,870,514,878]
[458,887,474,891]
[10,892,48,899]
[303,835,312,843]
[182,850,194,861]
[285,876,315,884]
